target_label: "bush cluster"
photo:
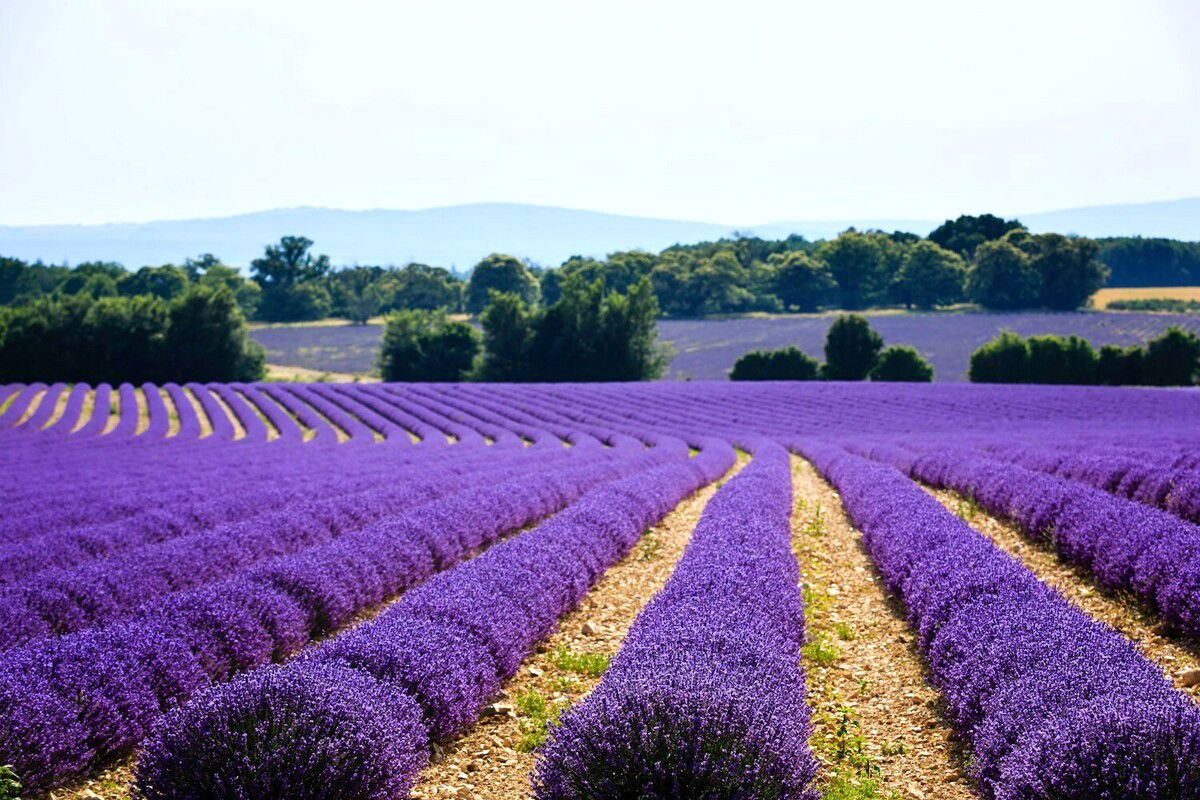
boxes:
[969,327,1200,386]
[730,314,934,382]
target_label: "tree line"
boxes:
[0,284,264,383]
[5,214,1193,327]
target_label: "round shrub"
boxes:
[869,345,933,382]
[134,663,428,800]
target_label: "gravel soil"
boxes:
[793,457,976,800]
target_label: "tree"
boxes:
[590,277,667,381]
[968,331,1030,383]
[869,345,933,382]
[328,267,386,324]
[891,241,966,309]
[466,254,539,314]
[1024,234,1108,310]
[117,265,190,301]
[815,231,890,310]
[251,236,333,322]
[476,292,533,380]
[822,314,883,380]
[377,309,480,382]
[928,214,1025,258]
[198,263,261,319]
[730,347,820,381]
[769,251,836,312]
[1143,326,1200,386]
[390,264,463,311]
[0,256,34,305]
[968,240,1042,310]
[164,284,265,382]
[83,295,168,382]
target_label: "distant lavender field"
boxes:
[250,311,1200,381]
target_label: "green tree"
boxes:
[83,294,168,381]
[377,309,480,381]
[329,267,386,324]
[968,240,1042,310]
[0,256,34,305]
[769,251,836,312]
[730,347,820,381]
[1023,233,1109,310]
[1143,326,1200,386]
[892,241,966,309]
[117,265,191,301]
[197,263,261,319]
[390,264,463,311]
[477,292,534,380]
[466,254,540,314]
[164,284,265,381]
[822,314,883,380]
[928,213,1025,258]
[869,345,934,382]
[251,236,333,321]
[968,331,1030,383]
[815,231,890,310]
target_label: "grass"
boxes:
[952,494,981,525]
[550,648,611,677]
[834,622,857,641]
[514,688,568,752]
[802,633,840,665]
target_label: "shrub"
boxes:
[1143,326,1200,386]
[968,331,1029,383]
[1097,344,1146,386]
[165,284,266,382]
[869,345,933,382]
[822,315,883,381]
[730,347,820,381]
[378,309,480,382]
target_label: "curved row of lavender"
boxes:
[4,380,1200,799]
[133,439,734,798]
[801,442,1200,799]
[534,441,818,799]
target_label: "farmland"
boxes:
[250,310,1200,381]
[1,380,1199,800]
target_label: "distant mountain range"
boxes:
[1,198,1197,270]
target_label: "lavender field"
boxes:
[250,311,1200,380]
[1,380,1199,799]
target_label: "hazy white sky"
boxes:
[2,0,1197,226]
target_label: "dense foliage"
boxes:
[0,284,264,383]
[969,327,1200,386]
[1097,237,1200,287]
[728,346,820,381]
[377,309,480,382]
[731,314,933,382]
[1107,297,1200,313]
[478,276,665,382]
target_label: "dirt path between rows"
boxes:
[408,458,744,800]
[927,486,1200,703]
[792,457,975,800]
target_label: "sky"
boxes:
[1,0,1197,226]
